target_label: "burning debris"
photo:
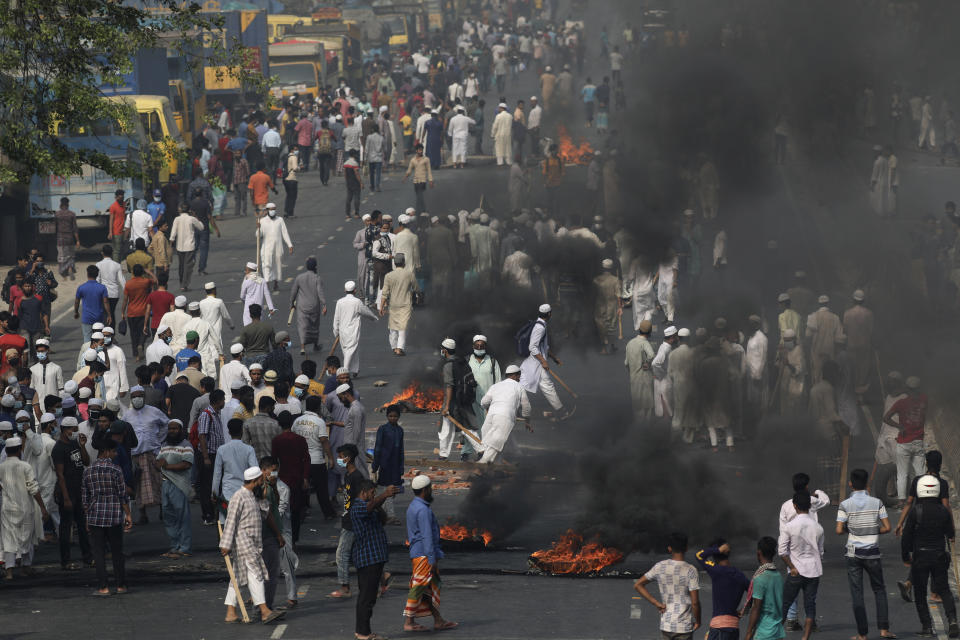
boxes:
[378,381,444,413]
[556,124,594,165]
[404,468,474,491]
[440,522,494,546]
[529,530,624,575]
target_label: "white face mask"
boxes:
[268,210,277,217]
[131,397,145,410]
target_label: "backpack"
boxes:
[317,129,333,155]
[441,357,477,407]
[188,406,214,449]
[514,318,538,357]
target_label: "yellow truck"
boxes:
[111,95,186,184]
[268,40,326,102]
[267,14,310,43]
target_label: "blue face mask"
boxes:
[36,351,47,361]
[55,408,63,418]
[164,335,173,344]
[94,376,104,384]
[293,388,304,398]
[336,458,348,468]
[14,401,22,410]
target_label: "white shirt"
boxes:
[527,105,542,129]
[412,52,430,74]
[778,512,824,578]
[261,128,282,150]
[779,489,830,531]
[124,209,153,246]
[745,331,768,380]
[96,258,126,298]
[30,361,63,401]
[145,336,173,366]
[292,410,329,465]
[447,82,464,103]
[480,378,531,419]
[103,344,129,400]
[170,214,204,252]
[652,342,672,380]
[446,113,475,139]
[219,359,251,401]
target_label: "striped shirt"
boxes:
[837,490,888,558]
[81,458,128,528]
[197,406,224,455]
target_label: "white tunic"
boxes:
[257,216,293,283]
[103,345,129,401]
[478,378,531,453]
[491,111,513,160]
[393,228,421,270]
[159,308,192,352]
[745,331,768,381]
[0,457,42,554]
[332,294,378,374]
[626,259,657,330]
[145,336,173,366]
[30,361,63,401]
[240,274,275,326]
[183,316,220,379]
[652,342,673,417]
[519,319,549,393]
[22,429,56,500]
[199,296,234,353]
[219,360,251,401]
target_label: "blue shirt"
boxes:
[212,439,258,502]
[175,348,201,371]
[76,280,108,324]
[581,84,597,103]
[226,137,248,153]
[694,546,750,620]
[147,201,166,225]
[406,496,444,565]
[372,422,404,487]
[351,498,389,568]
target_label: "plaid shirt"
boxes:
[81,458,128,528]
[351,499,389,568]
[197,406,224,455]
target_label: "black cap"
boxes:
[108,420,129,435]
[115,189,125,196]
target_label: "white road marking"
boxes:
[270,623,287,639]
[297,584,309,597]
[336,226,344,232]
[284,277,293,283]
[327,236,335,240]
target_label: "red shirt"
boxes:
[123,277,153,318]
[8,285,24,314]
[146,289,175,329]
[109,201,126,236]
[0,332,27,365]
[891,394,927,444]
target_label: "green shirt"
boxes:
[751,570,784,640]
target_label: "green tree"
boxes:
[0,0,269,185]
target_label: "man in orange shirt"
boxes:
[108,189,128,261]
[247,163,276,217]
[120,264,156,362]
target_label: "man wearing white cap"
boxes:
[30,338,62,411]
[491,102,513,166]
[241,262,276,326]
[625,257,659,331]
[290,256,327,356]
[667,329,696,442]
[468,335,502,432]
[805,294,843,384]
[380,253,417,356]
[527,96,542,155]
[477,364,530,464]
[101,326,129,402]
[447,105,475,168]
[657,250,679,322]
[593,259,622,354]
[335,384,369,477]
[184,301,221,380]
[333,281,378,377]
[74,326,105,371]
[23,412,59,529]
[843,289,874,393]
[146,325,174,367]
[220,466,285,625]
[777,292,802,347]
[776,328,805,416]
[652,326,679,418]
[744,315,768,435]
[220,344,251,401]
[159,295,192,352]
[199,281,235,356]
[257,204,294,292]
[0,434,48,578]
[393,215,421,271]
[519,304,567,418]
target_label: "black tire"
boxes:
[873,463,898,507]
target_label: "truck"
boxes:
[267,14,311,43]
[201,10,270,115]
[289,21,364,86]
[268,40,326,102]
[167,52,206,146]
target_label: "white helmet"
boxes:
[916,474,941,499]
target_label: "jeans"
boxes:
[345,188,361,218]
[317,153,332,185]
[706,629,738,640]
[299,145,312,171]
[262,533,282,608]
[660,633,692,640]
[57,491,92,565]
[177,250,195,290]
[846,556,888,635]
[82,323,94,343]
[234,188,248,216]
[90,525,125,590]
[198,451,215,521]
[161,481,192,553]
[336,528,355,585]
[781,573,820,622]
[912,550,957,628]
[355,562,384,635]
[283,179,298,216]
[196,229,210,273]
[309,463,336,518]
[128,315,146,358]
[896,439,925,499]
[368,162,382,190]
[585,100,595,123]
[265,147,281,177]
[414,182,427,214]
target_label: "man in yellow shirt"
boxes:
[400,113,413,154]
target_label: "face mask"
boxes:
[51,427,60,439]
[131,397,145,410]
[336,457,348,468]
[68,431,78,441]
[88,410,100,421]
[35,263,43,269]
[270,471,278,479]
[268,210,277,217]
[17,421,28,432]
[154,196,161,202]
[13,401,22,410]
[94,376,104,384]
[293,388,304,398]
[36,351,47,361]
[473,349,485,357]
[164,335,173,344]
[381,231,389,236]
[104,337,112,345]
[55,408,63,417]
[7,359,17,367]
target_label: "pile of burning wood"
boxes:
[529,530,624,575]
[378,381,444,413]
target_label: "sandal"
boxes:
[434,621,458,631]
[379,572,393,596]
[329,589,352,598]
[403,623,431,633]
[160,551,181,559]
[262,610,286,624]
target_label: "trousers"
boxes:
[896,440,926,499]
[262,533,282,608]
[224,566,266,606]
[198,452,216,521]
[846,556,889,635]
[57,492,92,566]
[90,525,125,590]
[196,230,210,273]
[129,315,146,357]
[355,562,385,635]
[912,550,957,628]
[283,179,298,216]
[336,528,355,585]
[177,250,195,290]
[345,188,361,217]
[535,371,563,410]
[309,463,336,518]
[317,153,332,185]
[781,574,819,621]
[389,329,407,350]
[413,182,427,214]
[161,481,192,553]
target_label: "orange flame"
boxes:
[529,530,623,574]
[556,125,594,165]
[380,381,444,412]
[440,522,494,546]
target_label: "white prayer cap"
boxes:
[245,262,258,271]
[405,207,416,215]
[382,214,393,221]
[468,210,482,220]
[906,376,921,390]
[35,338,49,347]
[472,334,487,343]
[678,328,691,337]
[447,214,457,224]
[83,349,99,363]
[852,289,865,301]
[479,213,490,224]
[456,105,465,112]
[344,280,356,292]
[334,367,348,376]
[168,419,183,428]
[88,398,102,408]
[15,410,30,421]
[441,338,456,350]
[538,303,552,314]
[335,114,343,120]
[530,95,537,101]
[64,380,78,394]
[188,301,200,311]
[40,412,56,424]
[431,216,439,224]
[105,399,120,412]
[230,343,244,355]
[335,383,352,395]
[777,293,790,302]
[266,203,277,210]
[0,421,11,431]
[362,213,372,221]
[664,326,678,337]
[7,376,17,385]
[601,258,614,269]
[545,65,552,71]
[130,385,144,394]
[379,105,388,112]
[230,379,244,390]
[61,416,78,428]
[295,374,310,385]
[102,326,115,335]
[783,329,797,340]
[504,364,521,375]
[249,363,263,371]
[398,214,410,224]
[5,436,21,448]
[683,209,695,217]
[156,324,170,334]
[175,296,187,308]
[498,102,507,109]
[78,387,92,400]
[243,466,263,481]
[431,108,440,115]
[817,294,829,305]
[92,322,105,332]
[411,474,431,490]
[91,332,104,341]
[204,281,216,290]
[264,370,278,382]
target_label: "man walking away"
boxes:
[778,492,824,640]
[694,539,749,639]
[634,531,701,640]
[883,375,927,507]
[836,468,895,640]
[901,474,959,637]
[403,475,457,632]
[742,537,784,640]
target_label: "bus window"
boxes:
[169,85,185,112]
[140,111,163,141]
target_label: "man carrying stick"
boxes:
[403,474,458,632]
[438,338,480,461]
[519,304,572,421]
[219,466,285,625]
[476,364,531,464]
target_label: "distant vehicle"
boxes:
[267,14,310,43]
[288,21,364,86]
[269,40,326,102]
[114,95,186,185]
